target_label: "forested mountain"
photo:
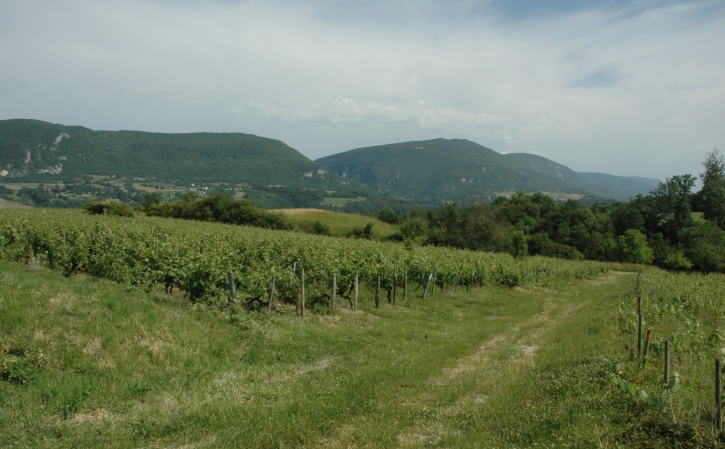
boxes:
[316,139,660,202]
[0,119,333,186]
[0,120,659,210]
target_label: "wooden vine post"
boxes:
[643,329,651,362]
[300,269,305,318]
[332,273,337,315]
[375,276,381,308]
[267,275,276,313]
[403,269,408,302]
[638,313,643,358]
[228,271,236,301]
[423,273,432,299]
[431,269,437,295]
[664,339,670,385]
[354,270,359,312]
[392,271,397,306]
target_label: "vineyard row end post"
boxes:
[664,339,670,385]
[300,269,305,318]
[423,273,432,299]
[228,271,236,301]
[375,276,381,308]
[638,313,643,358]
[268,275,276,313]
[332,273,337,316]
[354,271,359,312]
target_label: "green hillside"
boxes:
[0,119,330,187]
[316,139,660,202]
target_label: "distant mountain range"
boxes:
[316,139,660,202]
[0,120,659,207]
[0,119,334,187]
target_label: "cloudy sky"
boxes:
[1,0,723,180]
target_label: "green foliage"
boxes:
[0,209,608,305]
[650,174,696,242]
[144,194,292,231]
[399,217,428,242]
[679,221,725,273]
[348,222,375,239]
[526,233,583,260]
[698,148,725,229]
[298,219,331,236]
[510,230,527,259]
[616,229,654,264]
[377,207,400,225]
[660,250,692,270]
[83,201,134,217]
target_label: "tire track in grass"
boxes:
[393,272,627,447]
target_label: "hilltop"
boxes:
[316,138,660,202]
[0,119,333,187]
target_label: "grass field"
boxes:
[0,261,624,448]
[0,200,31,209]
[274,208,399,239]
[2,252,725,447]
[320,197,367,208]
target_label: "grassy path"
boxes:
[0,263,633,448]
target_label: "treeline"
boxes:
[380,150,725,273]
[142,193,292,230]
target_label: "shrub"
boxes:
[83,201,134,217]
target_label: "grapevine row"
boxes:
[0,210,608,307]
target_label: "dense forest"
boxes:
[379,150,725,273]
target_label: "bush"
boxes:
[348,223,374,239]
[299,219,331,236]
[527,233,582,260]
[144,194,292,231]
[511,230,527,259]
[378,207,400,225]
[83,201,134,217]
[661,250,693,270]
[679,221,725,273]
[615,229,653,264]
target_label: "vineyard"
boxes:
[0,209,607,310]
[611,268,725,438]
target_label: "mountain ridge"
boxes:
[315,138,660,202]
[0,120,660,207]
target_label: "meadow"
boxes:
[1,209,725,448]
[273,208,398,239]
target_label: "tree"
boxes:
[699,148,725,229]
[511,230,528,259]
[679,221,725,273]
[378,207,400,225]
[399,217,428,241]
[616,229,653,264]
[650,174,696,243]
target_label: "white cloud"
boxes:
[0,0,722,179]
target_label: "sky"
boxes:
[1,0,723,181]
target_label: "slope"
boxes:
[316,138,660,202]
[0,119,330,187]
